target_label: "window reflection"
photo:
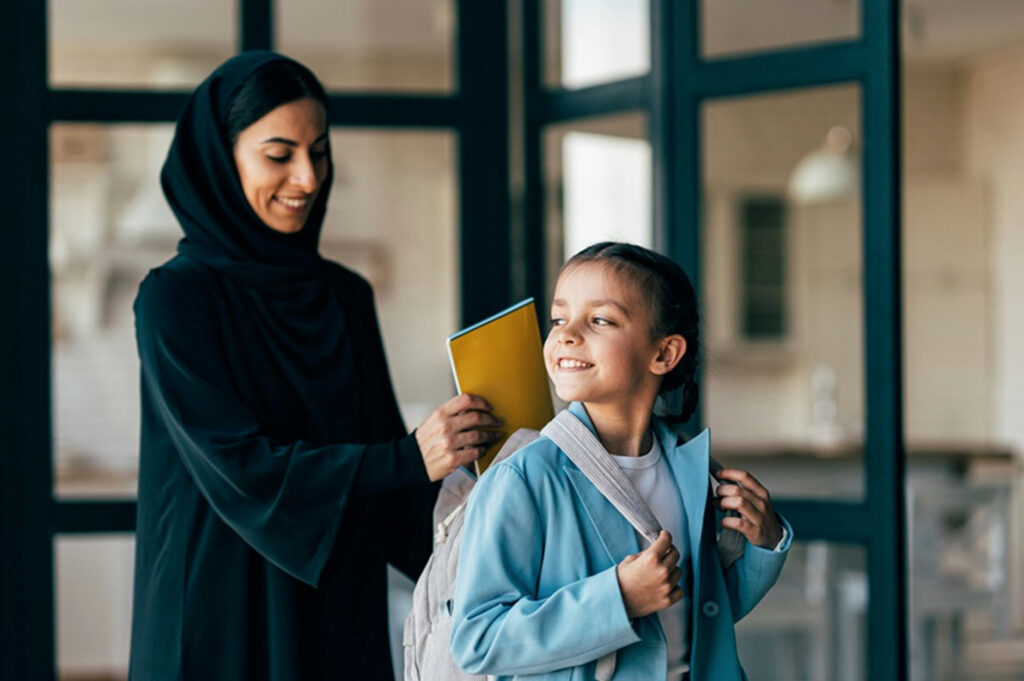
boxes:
[701,84,865,498]
[49,0,235,89]
[701,0,859,60]
[543,112,650,294]
[277,0,454,92]
[543,0,648,89]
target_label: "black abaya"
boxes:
[128,52,437,681]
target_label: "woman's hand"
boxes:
[713,469,784,549]
[616,531,684,619]
[415,393,504,481]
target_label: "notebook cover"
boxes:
[447,298,554,475]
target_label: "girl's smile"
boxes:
[544,261,663,409]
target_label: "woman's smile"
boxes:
[233,97,329,234]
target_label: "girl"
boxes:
[451,242,791,680]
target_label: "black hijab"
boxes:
[158,51,366,444]
[161,50,333,287]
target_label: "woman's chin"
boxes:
[264,219,306,234]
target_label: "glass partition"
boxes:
[543,0,648,89]
[700,84,865,499]
[701,0,860,60]
[49,0,235,89]
[278,0,454,92]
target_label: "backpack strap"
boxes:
[544,410,746,568]
[541,411,663,681]
[542,411,662,546]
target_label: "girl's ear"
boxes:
[650,334,686,377]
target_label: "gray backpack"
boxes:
[401,411,744,681]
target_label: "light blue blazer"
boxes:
[451,402,792,680]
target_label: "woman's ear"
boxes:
[650,335,686,377]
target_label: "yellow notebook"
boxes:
[447,298,554,475]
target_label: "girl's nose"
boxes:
[557,322,581,345]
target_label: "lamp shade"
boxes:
[787,126,860,205]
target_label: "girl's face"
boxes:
[544,261,680,409]
[232,97,329,234]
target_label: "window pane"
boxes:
[701,84,864,500]
[701,0,860,60]
[736,541,867,681]
[51,124,178,499]
[902,11,1024,677]
[49,0,235,89]
[56,535,134,680]
[322,129,458,424]
[543,0,649,89]
[277,0,454,92]
[543,113,650,294]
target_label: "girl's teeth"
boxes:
[278,197,307,208]
[559,359,591,369]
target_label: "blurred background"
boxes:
[11,0,1024,679]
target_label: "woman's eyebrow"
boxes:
[259,132,329,146]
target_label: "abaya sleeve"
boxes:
[340,278,439,580]
[135,269,425,587]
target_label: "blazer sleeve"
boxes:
[723,513,794,622]
[450,464,640,676]
[134,270,423,588]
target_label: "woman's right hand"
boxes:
[415,393,504,481]
[616,530,684,618]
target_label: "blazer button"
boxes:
[701,600,720,618]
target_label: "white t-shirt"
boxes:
[611,436,691,679]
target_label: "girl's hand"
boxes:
[415,393,504,481]
[616,531,684,619]
[714,469,784,549]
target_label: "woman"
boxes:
[129,51,499,681]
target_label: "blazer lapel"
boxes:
[561,402,642,563]
[657,422,712,575]
[564,466,642,563]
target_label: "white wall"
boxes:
[964,44,1024,451]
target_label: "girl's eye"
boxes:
[267,154,290,163]
[550,317,565,326]
[591,317,613,326]
[311,148,328,160]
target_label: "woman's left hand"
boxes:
[713,469,784,549]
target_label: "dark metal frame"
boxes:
[1,1,509,677]
[522,1,905,678]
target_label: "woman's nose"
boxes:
[291,160,319,192]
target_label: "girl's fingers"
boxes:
[716,488,767,520]
[716,468,770,501]
[721,515,757,540]
[668,566,683,585]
